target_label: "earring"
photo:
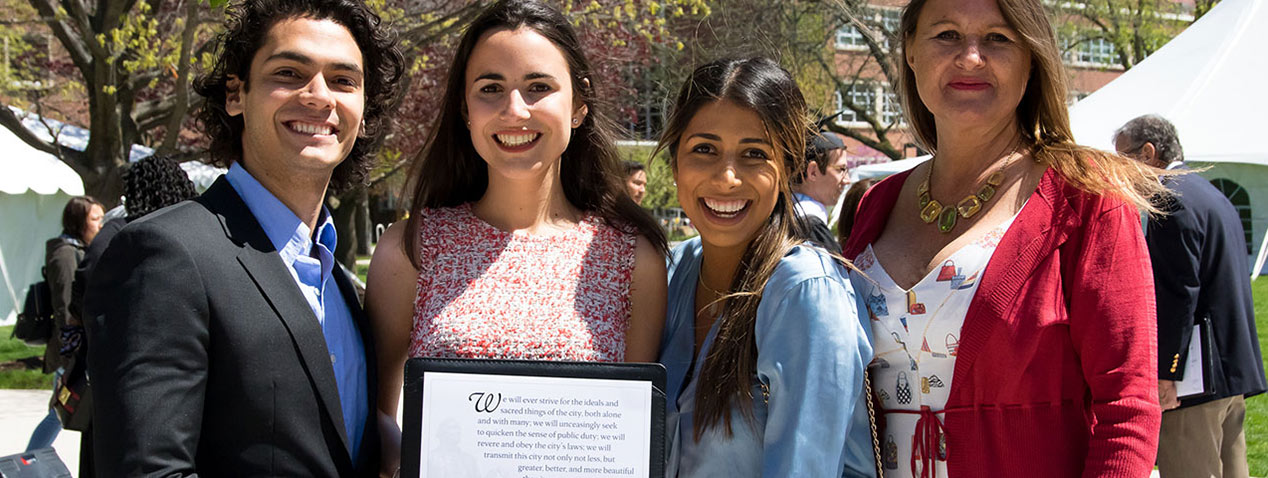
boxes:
[572,118,580,125]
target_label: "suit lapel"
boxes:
[203,179,354,464]
[948,168,1078,402]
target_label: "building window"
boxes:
[835,84,903,126]
[882,91,904,125]
[1210,178,1254,255]
[1063,36,1119,67]
[878,8,901,38]
[835,7,901,49]
[835,84,875,123]
[836,25,865,48]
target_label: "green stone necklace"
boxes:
[917,161,1005,234]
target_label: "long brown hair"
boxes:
[400,0,666,264]
[657,57,812,439]
[896,0,1169,211]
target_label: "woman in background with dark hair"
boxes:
[657,57,874,477]
[836,178,873,249]
[365,0,668,474]
[25,195,102,452]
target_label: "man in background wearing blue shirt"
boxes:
[84,1,404,475]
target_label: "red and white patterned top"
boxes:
[408,204,637,362]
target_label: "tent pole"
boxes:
[0,240,19,308]
[1251,225,1268,280]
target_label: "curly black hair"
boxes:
[123,155,198,221]
[193,0,406,193]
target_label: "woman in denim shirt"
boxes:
[655,57,876,477]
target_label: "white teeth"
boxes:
[496,133,538,147]
[291,122,333,135]
[703,198,750,217]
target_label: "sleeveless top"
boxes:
[408,204,637,362]
[848,215,1015,478]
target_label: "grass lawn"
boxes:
[1245,277,1268,475]
[0,325,51,389]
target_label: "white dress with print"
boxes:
[848,217,1014,478]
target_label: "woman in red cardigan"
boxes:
[841,0,1169,476]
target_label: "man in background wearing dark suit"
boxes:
[1116,114,1267,478]
[792,132,849,254]
[84,0,404,475]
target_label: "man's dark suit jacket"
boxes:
[85,177,380,477]
[1148,169,1267,408]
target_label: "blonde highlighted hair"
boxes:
[896,0,1171,212]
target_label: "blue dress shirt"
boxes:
[660,238,875,477]
[225,163,368,461]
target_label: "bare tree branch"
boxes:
[0,102,66,156]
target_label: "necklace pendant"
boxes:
[986,170,1004,187]
[977,183,997,202]
[937,207,957,233]
[918,191,931,209]
[920,199,943,224]
[956,196,982,218]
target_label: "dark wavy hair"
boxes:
[401,0,667,265]
[124,156,198,221]
[654,57,811,438]
[62,196,102,241]
[193,0,405,192]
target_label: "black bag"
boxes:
[12,280,53,346]
[0,448,71,478]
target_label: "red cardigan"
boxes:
[844,168,1161,477]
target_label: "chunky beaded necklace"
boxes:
[917,153,1017,233]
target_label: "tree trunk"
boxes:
[355,188,371,255]
[332,186,367,269]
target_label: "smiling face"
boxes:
[226,17,365,183]
[673,100,782,250]
[905,0,1031,130]
[464,27,587,180]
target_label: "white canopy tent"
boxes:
[849,155,930,183]
[0,109,225,325]
[0,125,83,326]
[1068,0,1268,273]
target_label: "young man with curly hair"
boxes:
[84,1,405,475]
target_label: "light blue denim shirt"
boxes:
[225,163,368,461]
[660,238,876,477]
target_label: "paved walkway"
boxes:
[0,389,80,475]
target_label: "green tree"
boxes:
[1054,0,1191,70]
[649,0,909,160]
[0,0,219,207]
